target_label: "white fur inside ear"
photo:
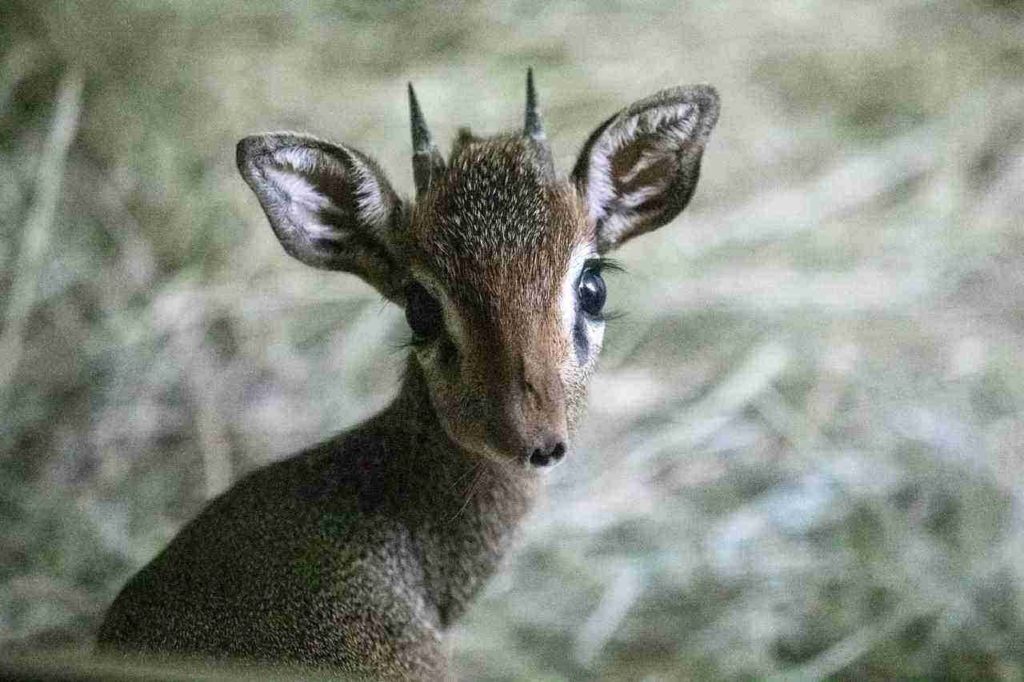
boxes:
[264,164,346,242]
[262,145,391,243]
[584,101,698,237]
[351,162,390,232]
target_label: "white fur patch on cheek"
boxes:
[587,316,605,352]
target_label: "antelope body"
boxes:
[97,72,719,679]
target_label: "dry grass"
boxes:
[1,0,1023,678]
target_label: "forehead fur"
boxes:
[410,134,590,317]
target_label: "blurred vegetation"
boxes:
[1,0,1023,679]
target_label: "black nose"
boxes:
[528,441,566,468]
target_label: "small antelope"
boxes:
[97,72,719,679]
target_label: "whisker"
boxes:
[447,460,480,493]
[449,465,486,524]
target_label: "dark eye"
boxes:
[577,268,607,317]
[404,282,443,341]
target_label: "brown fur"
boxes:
[407,135,591,462]
[97,79,718,680]
[97,365,536,679]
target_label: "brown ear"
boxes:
[572,85,720,253]
[236,133,407,302]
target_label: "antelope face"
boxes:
[404,136,601,468]
[236,72,719,470]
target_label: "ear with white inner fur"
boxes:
[236,133,406,302]
[572,85,720,253]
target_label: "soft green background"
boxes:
[2,1,1023,679]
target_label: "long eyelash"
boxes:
[600,309,626,322]
[587,308,626,324]
[391,336,427,353]
[583,256,626,275]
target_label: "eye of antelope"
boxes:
[577,265,607,318]
[404,282,443,342]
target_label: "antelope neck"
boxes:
[377,360,541,626]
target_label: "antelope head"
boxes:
[236,71,719,470]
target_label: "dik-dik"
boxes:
[97,72,719,679]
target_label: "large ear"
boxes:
[571,85,719,253]
[236,133,407,302]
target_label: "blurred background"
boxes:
[2,0,1023,679]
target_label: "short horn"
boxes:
[408,83,445,196]
[524,69,555,178]
[524,67,545,140]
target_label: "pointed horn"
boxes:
[408,83,445,196]
[524,68,555,178]
[524,67,545,140]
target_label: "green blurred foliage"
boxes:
[1,0,1024,679]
